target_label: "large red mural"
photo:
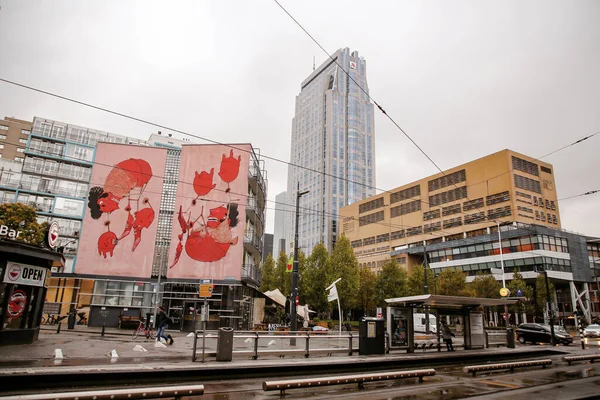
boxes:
[168,145,249,280]
[75,144,167,278]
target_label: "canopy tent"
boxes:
[385,294,518,308]
[262,289,316,321]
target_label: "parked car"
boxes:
[516,323,573,345]
[583,324,600,338]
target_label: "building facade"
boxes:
[0,117,32,162]
[0,116,268,330]
[341,149,599,322]
[273,191,288,258]
[285,48,375,255]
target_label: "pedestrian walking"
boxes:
[440,320,455,352]
[156,306,174,345]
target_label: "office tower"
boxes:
[273,191,288,257]
[285,48,375,255]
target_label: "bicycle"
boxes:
[132,320,156,340]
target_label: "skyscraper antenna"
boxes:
[313,56,315,71]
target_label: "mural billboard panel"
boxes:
[75,143,167,278]
[167,144,249,280]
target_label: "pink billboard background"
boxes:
[76,143,167,278]
[167,144,249,280]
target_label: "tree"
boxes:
[535,273,555,319]
[274,251,290,296]
[507,270,534,316]
[406,265,435,296]
[470,273,502,298]
[259,254,277,292]
[358,265,377,314]
[329,235,360,313]
[375,259,408,306]
[0,203,48,246]
[436,269,470,296]
[300,243,331,313]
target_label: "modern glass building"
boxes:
[285,48,375,255]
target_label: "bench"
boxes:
[463,359,552,377]
[485,331,507,348]
[0,384,205,400]
[118,315,140,329]
[263,369,436,395]
[562,354,600,365]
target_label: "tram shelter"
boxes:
[385,294,518,353]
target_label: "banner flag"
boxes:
[286,254,293,273]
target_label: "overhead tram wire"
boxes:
[1,78,598,241]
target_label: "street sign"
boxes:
[516,289,523,297]
[499,287,510,297]
[376,307,382,318]
[199,279,213,298]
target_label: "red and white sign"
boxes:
[3,262,47,287]
[47,221,59,249]
[350,61,356,69]
[8,290,27,317]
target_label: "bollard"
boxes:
[56,322,61,334]
[578,317,585,350]
[101,323,106,337]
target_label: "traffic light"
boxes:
[295,296,299,306]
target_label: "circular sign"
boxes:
[500,287,510,297]
[6,264,21,282]
[47,221,59,249]
[8,290,27,317]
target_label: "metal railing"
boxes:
[0,384,205,400]
[192,329,369,362]
[563,354,600,365]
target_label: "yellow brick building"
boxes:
[340,149,559,272]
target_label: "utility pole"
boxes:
[497,221,510,327]
[291,181,309,346]
[544,269,556,346]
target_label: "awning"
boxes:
[263,289,286,308]
[385,294,518,308]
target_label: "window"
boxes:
[424,221,441,233]
[351,239,362,248]
[14,157,23,163]
[0,134,6,140]
[19,138,27,144]
[0,144,3,149]
[488,206,511,219]
[0,125,8,131]
[390,199,421,217]
[423,209,440,221]
[429,186,467,206]
[545,199,550,209]
[442,204,461,216]
[463,198,483,211]
[464,212,485,225]
[540,166,552,174]
[443,217,462,229]
[406,226,422,236]
[514,174,542,194]
[21,129,30,135]
[486,191,510,206]
[359,197,384,213]
[551,201,556,210]
[358,210,384,226]
[512,156,539,176]
[390,184,420,204]
[428,169,466,191]
[16,148,24,153]
[376,233,390,243]
[391,230,405,240]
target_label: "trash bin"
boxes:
[216,327,234,361]
[359,317,385,355]
[506,327,515,348]
[67,311,76,330]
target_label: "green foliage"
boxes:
[274,251,290,296]
[535,273,555,315]
[469,273,502,298]
[375,259,408,306]
[301,243,331,313]
[406,265,435,296]
[436,269,470,296]
[329,235,360,311]
[507,270,534,314]
[259,254,277,292]
[358,264,377,313]
[0,203,48,246]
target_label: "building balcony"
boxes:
[241,263,262,287]
[246,198,265,230]
[243,233,262,256]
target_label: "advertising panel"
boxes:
[167,144,249,280]
[75,143,167,278]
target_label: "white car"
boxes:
[583,324,600,338]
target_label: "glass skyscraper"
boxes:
[285,48,375,255]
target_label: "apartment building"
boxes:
[0,117,32,162]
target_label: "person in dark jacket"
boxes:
[440,320,455,351]
[156,306,173,345]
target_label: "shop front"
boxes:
[0,240,64,345]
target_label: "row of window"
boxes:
[512,156,539,177]
[442,258,571,277]
[429,186,468,207]
[390,184,421,204]
[359,196,384,214]
[428,169,466,192]
[390,199,421,218]
[514,174,541,194]
[358,210,384,226]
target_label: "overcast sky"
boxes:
[0,0,598,237]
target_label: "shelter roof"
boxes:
[385,294,518,308]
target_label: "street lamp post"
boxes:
[543,269,556,346]
[291,182,309,345]
[497,221,510,327]
[423,241,430,334]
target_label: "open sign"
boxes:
[3,262,47,287]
